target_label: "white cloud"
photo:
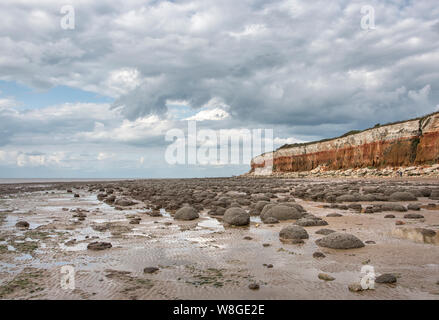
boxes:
[185,108,230,121]
[104,68,141,97]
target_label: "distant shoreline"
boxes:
[0,178,130,184]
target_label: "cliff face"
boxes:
[251,112,439,174]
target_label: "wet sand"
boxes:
[0,178,438,300]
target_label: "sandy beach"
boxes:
[0,177,438,300]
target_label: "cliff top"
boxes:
[277,110,439,152]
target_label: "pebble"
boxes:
[248,283,260,290]
[313,252,326,259]
[144,267,159,274]
[348,283,363,292]
[318,273,335,281]
[376,273,397,284]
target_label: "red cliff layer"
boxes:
[251,112,439,174]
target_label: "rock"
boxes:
[389,192,417,201]
[87,242,112,251]
[262,205,303,221]
[395,220,405,225]
[313,252,326,259]
[254,201,270,215]
[419,188,432,197]
[316,232,365,249]
[404,213,424,219]
[260,203,276,216]
[243,236,253,240]
[65,239,76,246]
[381,203,408,212]
[318,273,335,281]
[174,207,199,221]
[262,243,271,247]
[407,203,421,211]
[416,228,436,237]
[148,210,162,217]
[326,213,342,217]
[223,207,250,226]
[97,193,106,201]
[365,240,376,244]
[114,199,136,207]
[295,218,328,227]
[248,283,260,290]
[104,195,116,204]
[279,225,309,240]
[209,207,226,216]
[384,214,395,218]
[283,202,306,212]
[429,190,439,200]
[348,283,363,292]
[74,193,80,198]
[376,273,397,284]
[348,204,362,211]
[143,267,159,274]
[364,206,374,214]
[336,194,360,202]
[92,224,108,232]
[315,228,336,235]
[262,217,279,224]
[129,218,141,224]
[15,221,29,229]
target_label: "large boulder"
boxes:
[316,232,365,249]
[389,192,417,201]
[174,206,199,221]
[260,203,276,216]
[283,202,306,212]
[262,205,304,221]
[279,225,309,240]
[208,207,226,216]
[223,207,250,226]
[254,201,269,215]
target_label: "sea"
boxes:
[0,178,129,184]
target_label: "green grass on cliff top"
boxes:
[276,111,439,152]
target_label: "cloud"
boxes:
[0,0,439,177]
[185,108,230,121]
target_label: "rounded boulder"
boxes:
[279,225,309,240]
[223,207,250,226]
[316,232,365,249]
[174,206,199,221]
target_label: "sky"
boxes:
[0,0,438,178]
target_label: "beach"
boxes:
[0,177,438,300]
